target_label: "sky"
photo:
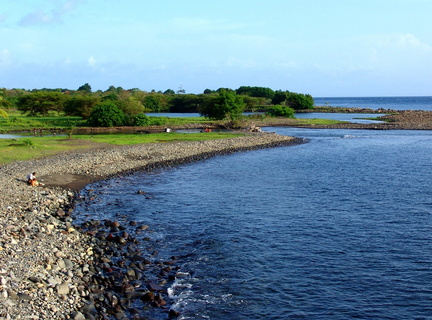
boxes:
[1,0,431,97]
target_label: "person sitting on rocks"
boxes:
[26,172,39,186]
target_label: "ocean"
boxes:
[313,96,432,111]
[74,97,432,319]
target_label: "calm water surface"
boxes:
[75,127,432,319]
[314,96,432,111]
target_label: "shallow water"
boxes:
[75,127,432,319]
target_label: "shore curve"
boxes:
[0,133,302,319]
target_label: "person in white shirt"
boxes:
[26,172,38,186]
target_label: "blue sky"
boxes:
[1,0,431,96]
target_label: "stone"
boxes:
[147,282,164,292]
[141,291,154,302]
[17,293,32,301]
[64,258,74,269]
[168,309,180,318]
[126,269,136,279]
[7,290,19,301]
[56,282,70,295]
[80,302,97,314]
[47,277,59,286]
[57,259,66,269]
[71,311,86,320]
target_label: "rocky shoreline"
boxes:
[257,109,432,130]
[0,133,303,320]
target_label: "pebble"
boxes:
[0,133,301,319]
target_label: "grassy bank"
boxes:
[0,110,217,132]
[0,132,243,165]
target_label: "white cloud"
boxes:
[87,56,97,67]
[0,49,12,67]
[18,0,84,26]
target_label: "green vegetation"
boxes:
[198,89,246,121]
[87,102,126,127]
[261,117,348,126]
[0,132,243,164]
[0,136,90,164]
[266,105,295,118]
[77,132,243,145]
[271,91,314,110]
[0,85,315,128]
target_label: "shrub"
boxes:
[87,102,125,127]
[266,105,295,118]
[133,114,168,126]
[286,93,314,110]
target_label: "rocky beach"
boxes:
[258,109,432,130]
[0,133,302,320]
[1,108,432,319]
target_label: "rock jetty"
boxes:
[0,133,302,319]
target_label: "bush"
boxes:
[266,105,295,118]
[286,93,314,110]
[87,102,125,127]
[199,90,245,121]
[133,114,168,126]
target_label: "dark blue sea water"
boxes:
[75,126,432,319]
[314,96,432,111]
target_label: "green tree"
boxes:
[143,96,161,112]
[106,85,117,92]
[163,89,175,95]
[117,97,144,116]
[271,90,288,105]
[199,90,245,121]
[78,83,92,93]
[286,92,314,110]
[87,102,125,127]
[266,105,295,118]
[17,91,65,116]
[236,86,275,99]
[169,94,202,113]
[101,93,119,102]
[64,94,100,119]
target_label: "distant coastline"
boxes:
[313,96,432,111]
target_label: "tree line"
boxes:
[0,85,314,126]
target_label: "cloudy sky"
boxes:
[1,0,431,96]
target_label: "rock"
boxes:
[56,282,69,295]
[80,302,97,314]
[56,208,65,217]
[141,291,154,302]
[17,293,32,301]
[7,290,19,301]
[168,309,180,318]
[28,276,41,283]
[71,311,86,320]
[57,259,66,269]
[147,282,165,292]
[64,258,74,269]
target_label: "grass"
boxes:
[0,132,244,165]
[0,113,84,131]
[259,117,347,126]
[0,110,352,165]
[74,132,243,144]
[0,109,217,131]
[0,136,90,164]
